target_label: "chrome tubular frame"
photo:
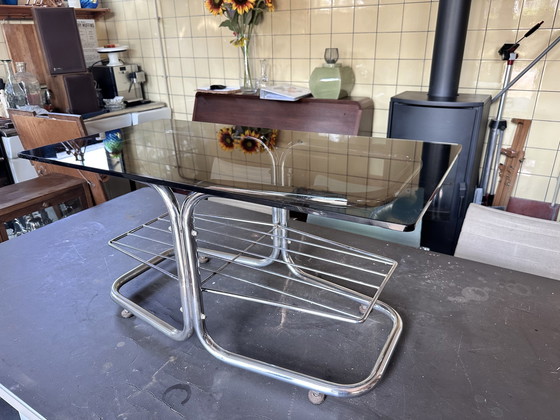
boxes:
[110,184,194,341]
[109,186,403,397]
[181,192,403,398]
[197,207,283,268]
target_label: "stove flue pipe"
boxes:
[428,0,472,100]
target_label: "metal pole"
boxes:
[551,172,560,206]
[476,32,560,204]
[428,0,472,99]
[479,59,514,196]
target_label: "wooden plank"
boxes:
[0,173,86,211]
[2,23,49,85]
[0,5,109,20]
[493,118,532,207]
[506,197,560,221]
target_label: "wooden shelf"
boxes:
[0,5,109,20]
[192,93,374,136]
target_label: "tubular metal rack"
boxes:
[110,210,397,324]
[107,189,403,402]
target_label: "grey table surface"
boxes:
[0,188,558,420]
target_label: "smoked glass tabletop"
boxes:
[19,119,461,231]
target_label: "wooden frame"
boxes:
[9,109,108,205]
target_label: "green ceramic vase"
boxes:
[309,63,355,99]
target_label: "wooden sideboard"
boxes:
[192,92,374,136]
[0,173,92,242]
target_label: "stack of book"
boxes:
[259,85,312,101]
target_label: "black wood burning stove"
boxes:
[387,0,490,255]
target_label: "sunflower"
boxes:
[264,0,274,11]
[217,127,236,150]
[205,0,224,15]
[225,0,255,14]
[231,36,249,47]
[266,129,278,148]
[239,130,261,154]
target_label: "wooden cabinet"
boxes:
[2,7,103,114]
[0,173,92,242]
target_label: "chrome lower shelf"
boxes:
[109,211,398,323]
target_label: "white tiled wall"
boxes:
[1,0,559,204]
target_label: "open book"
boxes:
[259,85,311,101]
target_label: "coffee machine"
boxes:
[91,46,147,106]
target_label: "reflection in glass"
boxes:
[19,120,461,231]
[4,199,84,240]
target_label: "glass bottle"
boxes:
[258,59,270,91]
[14,62,43,106]
[43,89,54,112]
[1,59,27,109]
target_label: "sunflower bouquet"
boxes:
[205,0,274,46]
[217,126,278,154]
[205,0,274,91]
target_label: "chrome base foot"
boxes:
[120,309,133,318]
[308,390,326,405]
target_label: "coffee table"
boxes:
[19,119,460,402]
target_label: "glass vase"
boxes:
[1,59,27,109]
[15,62,43,106]
[103,129,124,157]
[240,37,257,94]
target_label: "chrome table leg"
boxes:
[110,185,194,341]
[181,192,403,398]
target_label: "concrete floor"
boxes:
[0,398,19,420]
